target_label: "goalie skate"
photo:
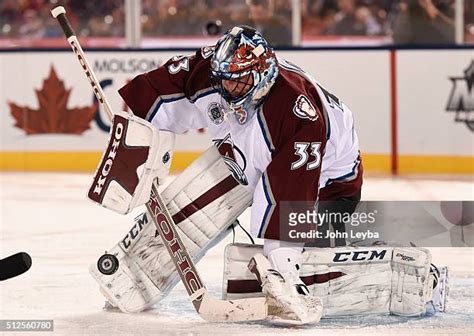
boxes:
[428,265,449,313]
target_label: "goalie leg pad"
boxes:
[223,244,437,318]
[390,247,433,316]
[90,146,252,313]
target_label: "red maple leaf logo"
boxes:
[9,66,97,134]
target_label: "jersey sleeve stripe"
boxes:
[257,108,275,152]
[324,155,361,187]
[146,93,186,121]
[146,88,217,122]
[257,172,276,238]
[188,87,218,103]
[322,105,331,139]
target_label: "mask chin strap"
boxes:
[217,99,243,124]
[232,106,248,124]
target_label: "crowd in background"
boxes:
[0,0,125,38]
[0,0,472,45]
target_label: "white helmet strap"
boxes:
[252,44,265,57]
[229,26,243,36]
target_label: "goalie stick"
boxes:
[0,252,32,281]
[50,6,267,322]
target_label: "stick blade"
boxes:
[197,293,267,322]
[0,252,32,281]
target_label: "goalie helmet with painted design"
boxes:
[210,25,279,124]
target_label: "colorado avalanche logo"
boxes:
[293,95,318,122]
[213,134,248,185]
[207,102,225,125]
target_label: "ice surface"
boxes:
[0,173,473,335]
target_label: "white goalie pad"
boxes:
[88,111,175,215]
[223,243,438,317]
[90,146,252,313]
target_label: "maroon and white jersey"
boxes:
[119,48,363,241]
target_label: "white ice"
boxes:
[0,173,473,335]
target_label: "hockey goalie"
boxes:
[87,26,448,325]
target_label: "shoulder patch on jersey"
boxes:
[207,102,225,125]
[293,95,318,122]
[201,46,215,59]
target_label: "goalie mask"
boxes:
[210,26,279,124]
